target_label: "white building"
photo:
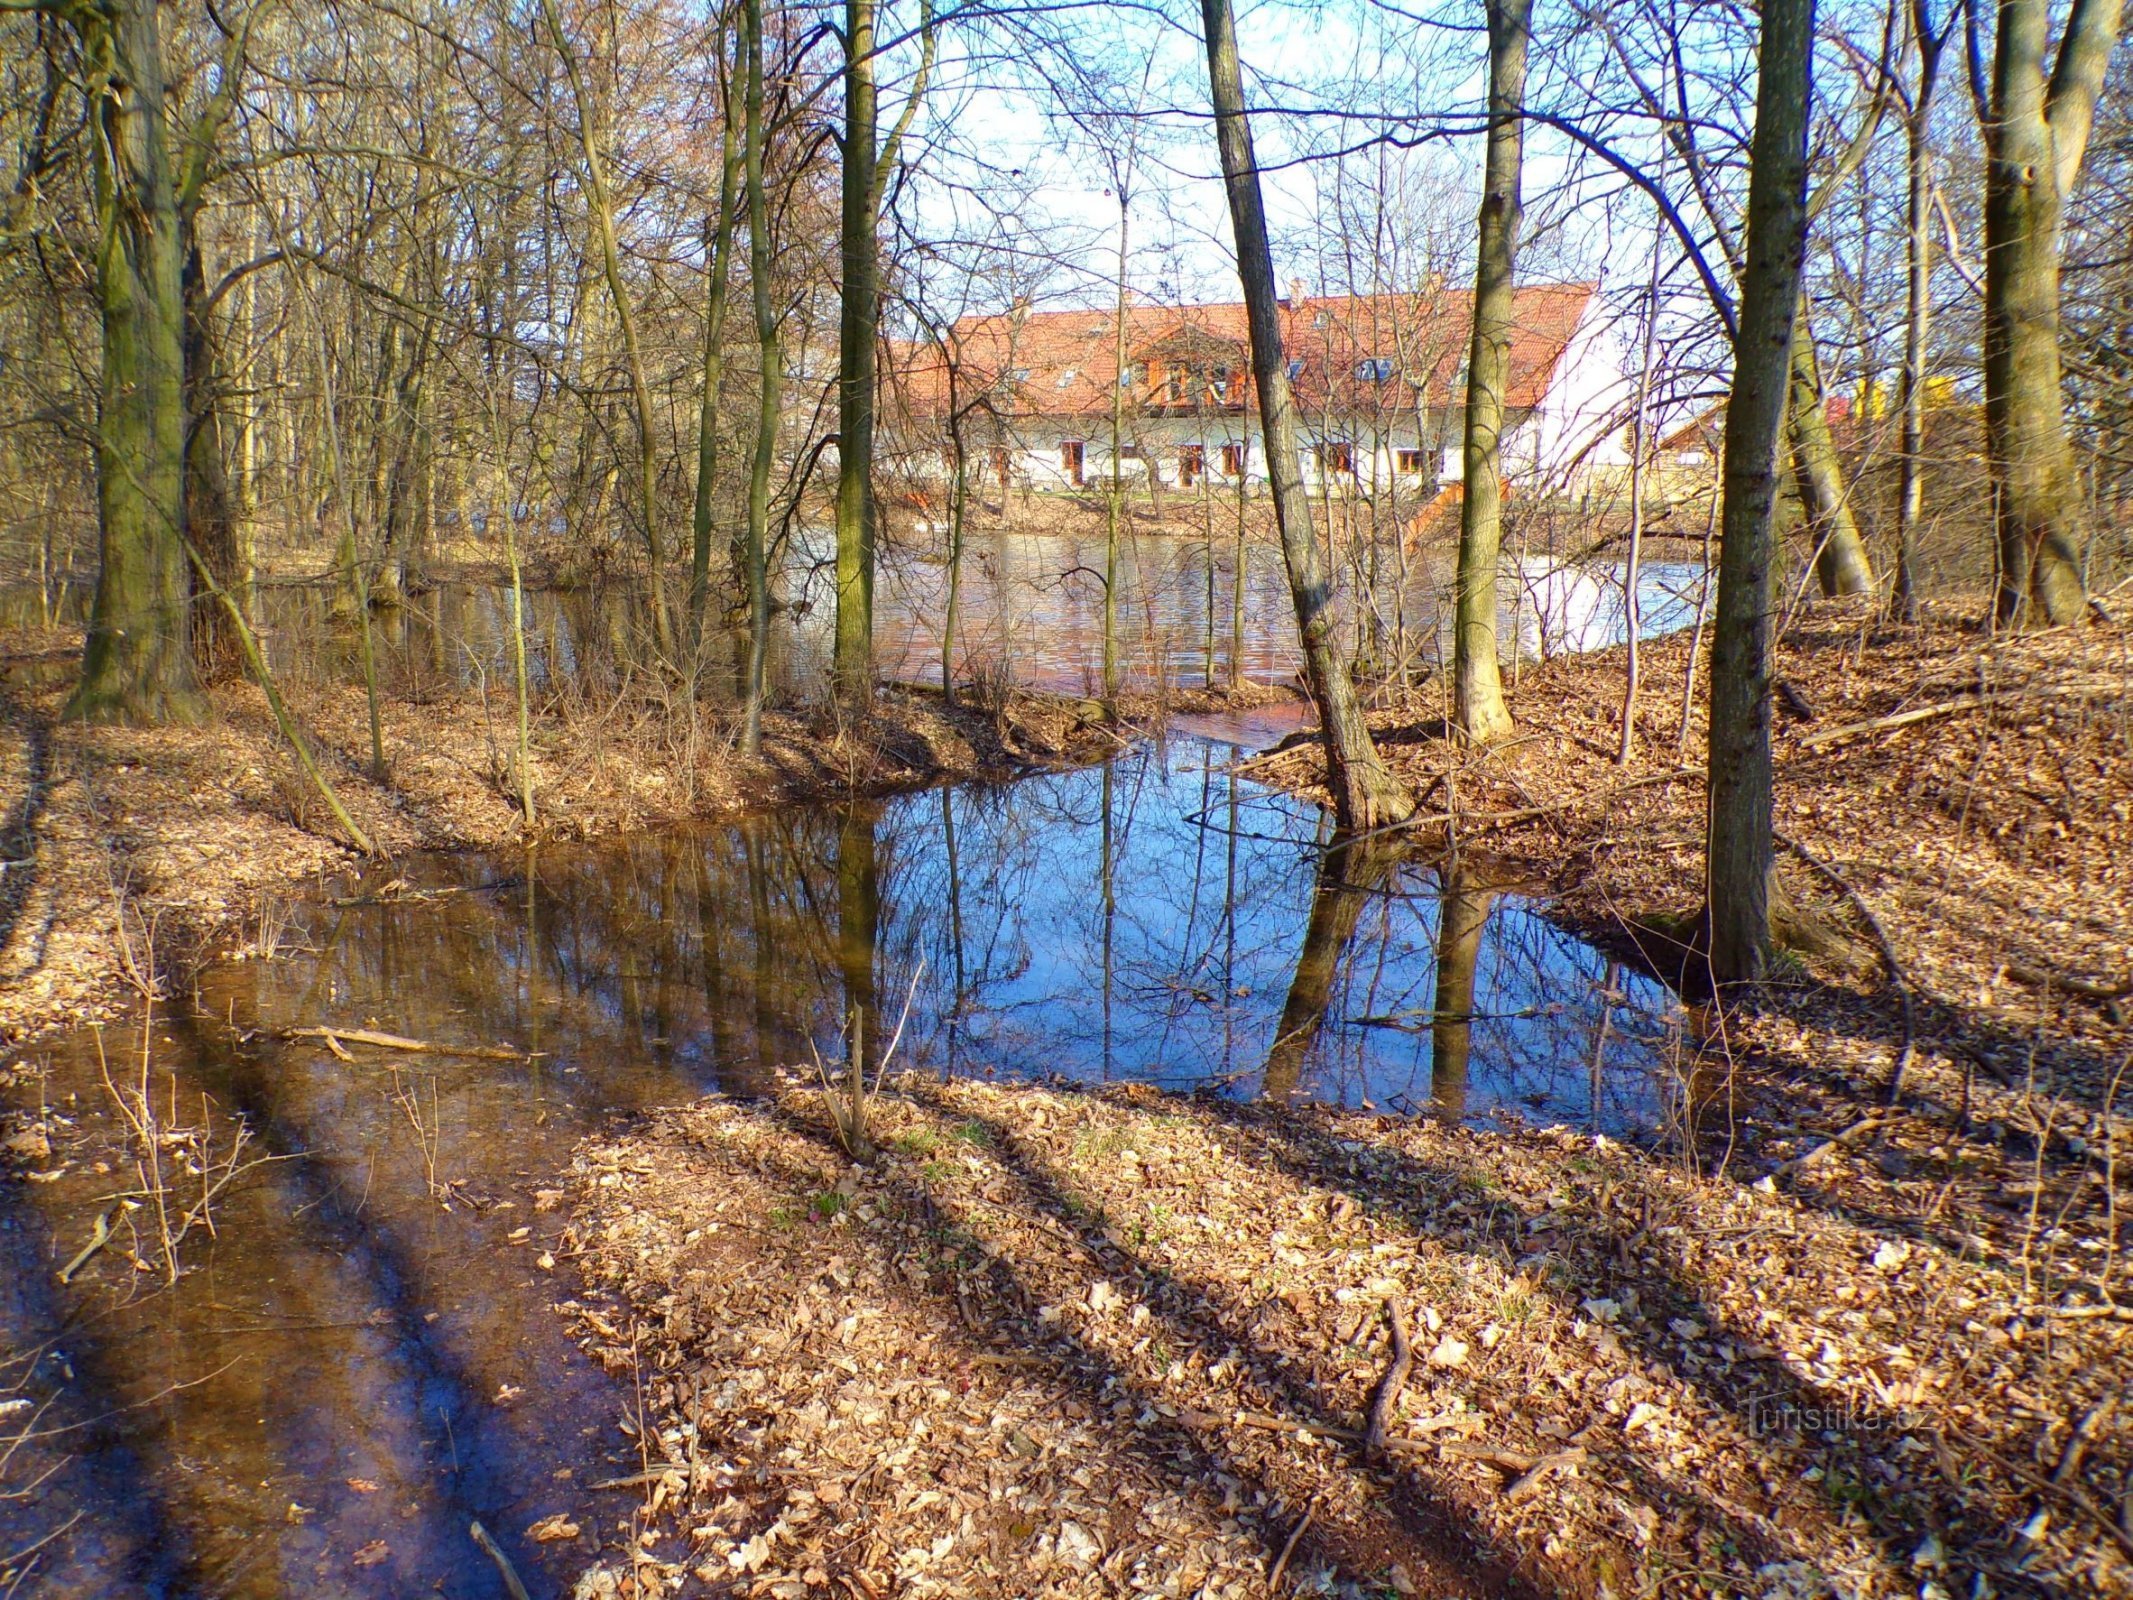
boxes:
[889,282,1628,501]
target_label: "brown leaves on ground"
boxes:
[1254,598,2133,1355]
[556,1076,2133,1599]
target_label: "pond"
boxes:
[3,531,1704,704]
[0,714,1684,1596]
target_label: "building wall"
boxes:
[959,414,1507,496]
[1526,295,1633,481]
[902,305,1629,497]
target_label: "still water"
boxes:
[0,532,1697,702]
[1,719,1682,1597]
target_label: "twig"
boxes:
[1363,1296,1414,1457]
[1504,1446,1589,1501]
[283,1026,525,1061]
[588,1466,687,1491]
[469,1520,532,1600]
[56,1209,114,1285]
[0,1510,83,1580]
[1267,1501,1315,1591]
[2055,1397,2117,1487]
[2006,962,2131,1007]
[1796,681,2121,750]
[1771,1114,1886,1180]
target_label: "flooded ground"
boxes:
[0,715,1682,1597]
[6,531,1703,704]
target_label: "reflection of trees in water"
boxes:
[1263,836,1406,1102]
[1428,859,1496,1123]
[260,738,1675,1128]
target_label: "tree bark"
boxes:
[1706,0,1817,984]
[1786,297,1876,597]
[1453,0,1530,743]
[834,0,883,707]
[1980,0,2120,626]
[66,0,202,724]
[692,103,743,645]
[1199,0,1413,830]
[181,231,247,682]
[740,0,776,753]
[833,0,933,707]
[540,0,676,656]
[1895,3,1948,620]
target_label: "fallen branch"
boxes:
[1363,1296,1414,1458]
[2006,962,2131,1005]
[1267,1501,1315,1591]
[588,1466,688,1491]
[57,1208,115,1284]
[1386,767,1706,842]
[1797,680,2123,751]
[1504,1446,1589,1501]
[283,1026,526,1061]
[1770,1115,1887,1180]
[469,1519,532,1600]
[1167,1405,1478,1448]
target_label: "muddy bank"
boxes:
[557,1074,2130,1598]
[0,627,1284,1045]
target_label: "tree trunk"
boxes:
[540,0,676,656]
[740,0,776,753]
[834,0,883,708]
[67,0,202,724]
[693,100,743,645]
[1786,298,1876,596]
[1980,0,2117,627]
[1200,0,1413,830]
[1894,37,1939,620]
[1706,0,1816,984]
[1103,195,1129,703]
[181,230,247,682]
[832,0,934,707]
[1453,0,1530,743]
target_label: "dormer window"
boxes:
[1355,358,1395,382]
[1285,358,1305,380]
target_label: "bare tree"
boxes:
[1199,0,1413,830]
[1971,0,2122,623]
[1454,0,1531,742]
[1707,0,1818,983]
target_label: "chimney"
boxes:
[1287,278,1307,311]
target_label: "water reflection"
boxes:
[1,725,1680,1594]
[1429,858,1498,1123]
[2,536,1705,703]
[240,731,1678,1121]
[1262,836,1405,1103]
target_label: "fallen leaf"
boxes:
[352,1540,389,1568]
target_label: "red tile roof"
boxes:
[890,283,1594,423]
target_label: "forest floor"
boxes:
[549,599,2133,1600]
[0,623,1283,1045]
